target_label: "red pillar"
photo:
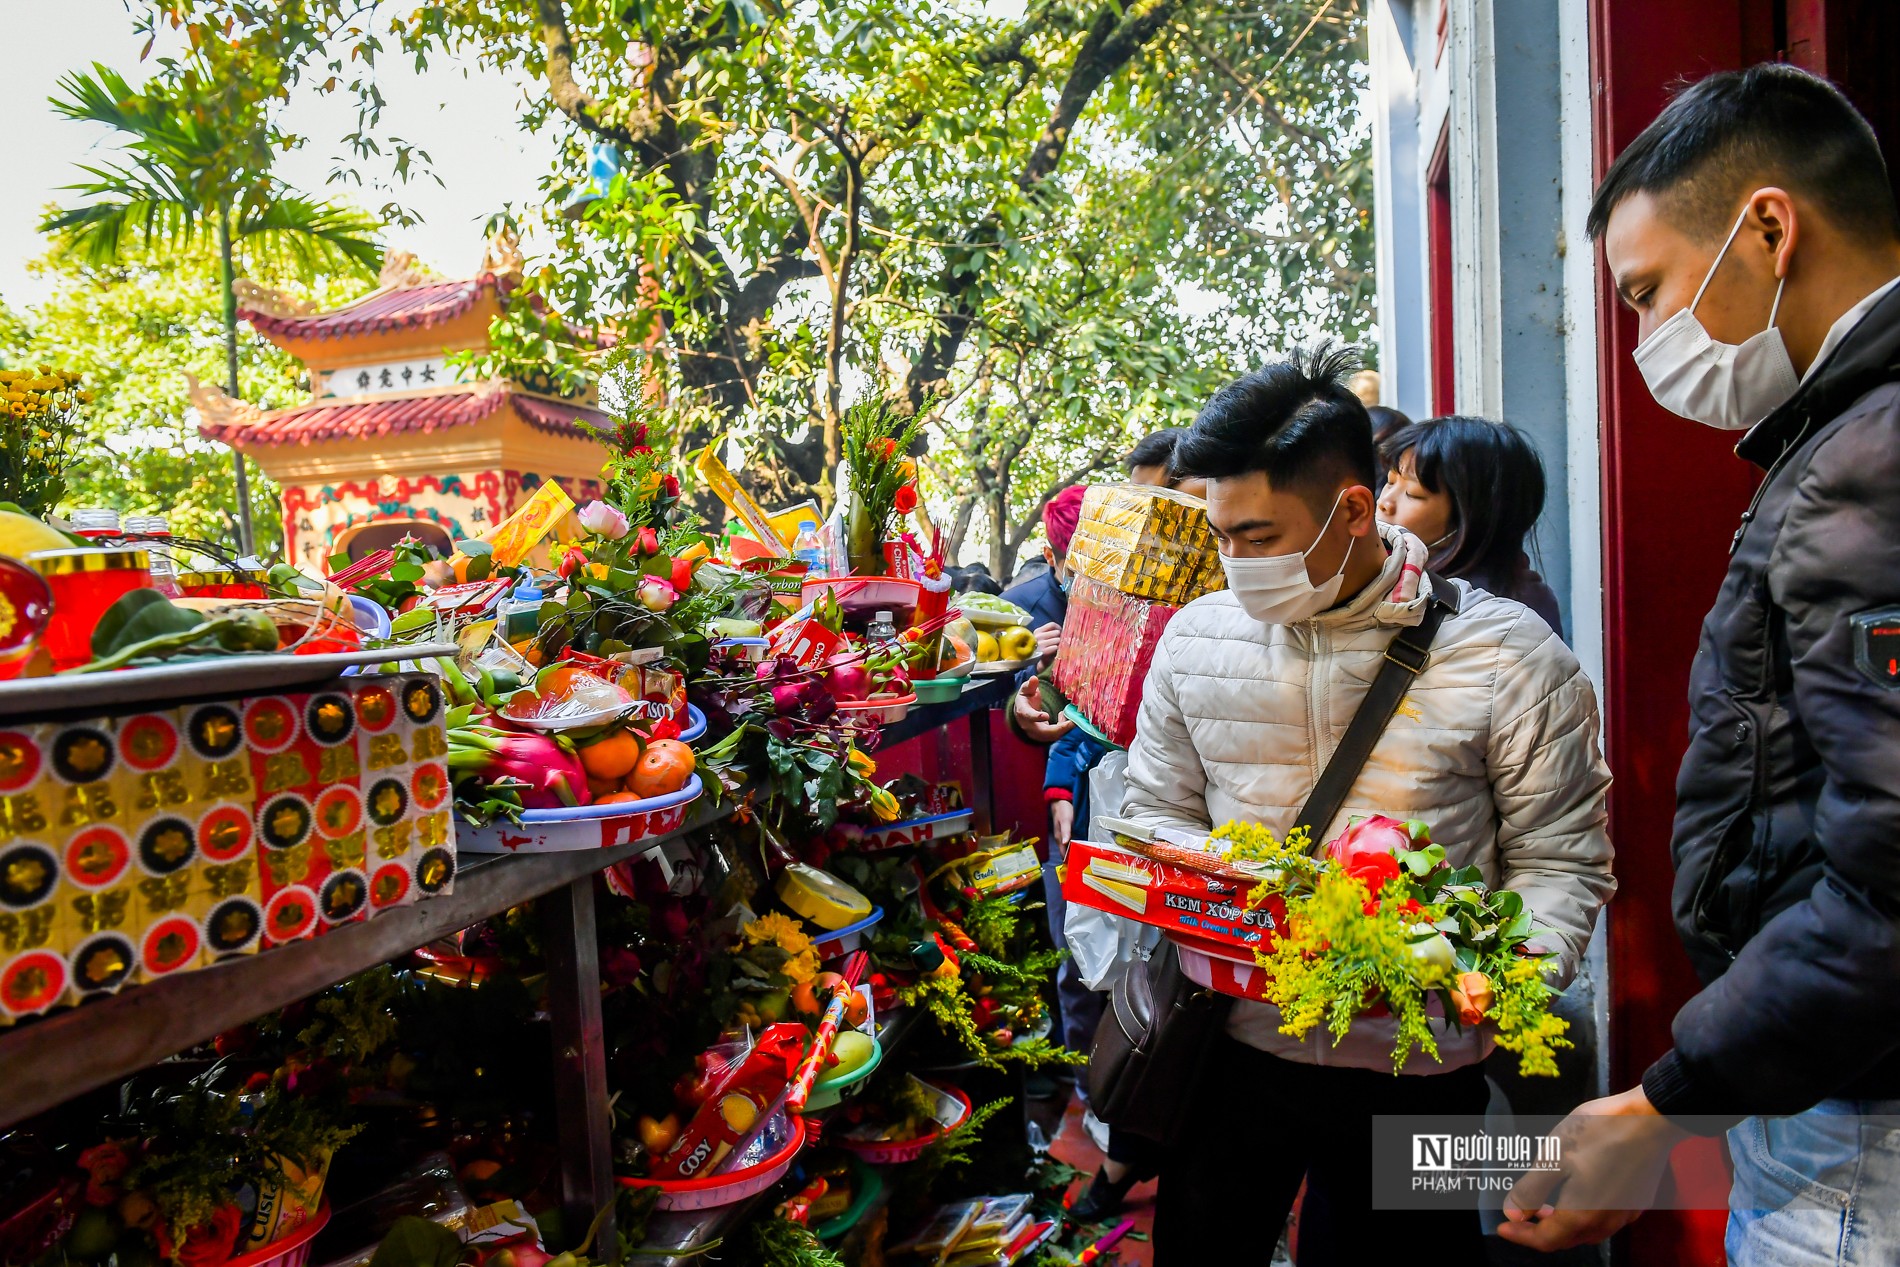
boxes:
[1590,2,1756,1262]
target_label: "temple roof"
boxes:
[193,381,613,448]
[238,273,512,342]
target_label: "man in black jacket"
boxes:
[1501,66,1900,1260]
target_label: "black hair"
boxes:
[1379,416,1545,584]
[946,564,1002,595]
[1366,405,1413,456]
[1172,343,1378,515]
[1125,428,1186,475]
[1587,63,1900,245]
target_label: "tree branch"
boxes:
[901,0,1181,412]
[533,0,665,160]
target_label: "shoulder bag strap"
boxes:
[1290,573,1461,842]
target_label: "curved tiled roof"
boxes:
[197,388,613,447]
[239,274,511,340]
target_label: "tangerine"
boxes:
[627,739,696,798]
[579,729,641,781]
[593,791,641,805]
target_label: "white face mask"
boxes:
[1631,203,1800,431]
[1220,490,1351,625]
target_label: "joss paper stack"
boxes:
[1051,575,1180,749]
[1062,483,1224,606]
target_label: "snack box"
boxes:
[1063,483,1225,605]
[1059,837,1285,953]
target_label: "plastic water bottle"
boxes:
[70,507,119,539]
[502,584,545,643]
[124,514,181,597]
[866,610,898,648]
[793,519,827,578]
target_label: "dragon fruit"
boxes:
[447,723,587,810]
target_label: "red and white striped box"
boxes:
[1058,838,1285,954]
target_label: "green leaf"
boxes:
[367,1216,464,1267]
[389,561,424,583]
[92,590,202,657]
[459,539,494,557]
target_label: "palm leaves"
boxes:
[41,62,382,553]
[43,63,381,279]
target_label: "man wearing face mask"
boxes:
[1123,345,1614,1264]
[1499,67,1900,1261]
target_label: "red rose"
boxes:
[629,423,649,446]
[1344,851,1401,895]
[892,484,918,514]
[154,1204,243,1267]
[661,473,681,499]
[77,1141,131,1207]
[557,544,586,579]
[670,558,695,594]
[635,526,660,556]
[1325,814,1413,869]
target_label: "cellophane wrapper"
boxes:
[1052,575,1179,748]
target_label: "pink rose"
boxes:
[636,575,678,613]
[578,501,630,540]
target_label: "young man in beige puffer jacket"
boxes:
[1122,346,1615,1265]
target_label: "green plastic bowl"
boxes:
[913,675,970,705]
[813,1160,885,1241]
[804,1033,883,1111]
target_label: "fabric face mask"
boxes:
[1220,490,1350,625]
[1631,203,1799,431]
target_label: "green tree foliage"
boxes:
[43,57,382,554]
[0,240,372,553]
[130,0,1370,574]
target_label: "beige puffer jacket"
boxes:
[1121,524,1614,1071]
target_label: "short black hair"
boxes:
[1173,343,1378,514]
[1587,63,1900,245]
[1380,416,1546,583]
[1125,428,1186,474]
[1366,405,1413,455]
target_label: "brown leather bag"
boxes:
[1084,583,1457,1144]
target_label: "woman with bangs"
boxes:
[1376,415,1566,639]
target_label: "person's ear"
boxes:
[1043,545,1056,567]
[1343,484,1379,536]
[1746,187,1800,280]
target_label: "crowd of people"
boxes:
[978,62,1900,1267]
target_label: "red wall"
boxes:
[1590,2,1760,1261]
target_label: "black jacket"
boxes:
[1644,284,1900,1126]
[1000,568,1067,631]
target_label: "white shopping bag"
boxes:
[1064,749,1158,991]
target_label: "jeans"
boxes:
[1728,1099,1900,1266]
[1042,852,1105,1059]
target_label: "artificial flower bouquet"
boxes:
[1073,814,1571,1077]
[839,397,923,576]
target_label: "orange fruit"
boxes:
[627,739,696,799]
[586,773,622,799]
[593,791,641,805]
[579,730,641,781]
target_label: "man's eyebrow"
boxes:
[1216,518,1276,535]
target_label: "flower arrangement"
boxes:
[839,396,924,575]
[590,414,684,531]
[67,1061,360,1267]
[1215,815,1570,1077]
[0,365,88,517]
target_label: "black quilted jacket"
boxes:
[1644,283,1900,1127]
